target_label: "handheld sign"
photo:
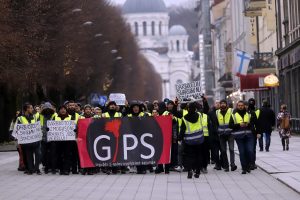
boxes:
[12,122,42,144]
[47,120,76,141]
[176,81,203,102]
[109,93,126,106]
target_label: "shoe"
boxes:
[211,160,216,165]
[51,170,56,175]
[72,171,79,174]
[112,170,118,174]
[36,170,42,175]
[283,146,285,151]
[231,165,237,171]
[187,171,193,179]
[121,170,126,174]
[194,173,200,178]
[165,170,170,174]
[149,168,154,173]
[241,170,246,174]
[27,172,33,175]
[18,167,25,172]
[60,171,69,175]
[250,165,255,170]
[87,172,93,175]
[259,149,263,152]
[224,168,229,172]
[214,165,221,170]
[265,149,269,152]
[137,170,146,174]
[246,168,251,173]
[155,169,162,174]
[286,146,289,151]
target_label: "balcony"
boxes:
[249,52,276,74]
[244,0,266,17]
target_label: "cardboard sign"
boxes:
[109,93,126,105]
[77,116,172,168]
[175,81,203,102]
[12,122,42,144]
[47,120,76,141]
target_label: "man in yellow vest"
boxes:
[127,101,150,174]
[216,99,237,172]
[53,105,73,175]
[179,102,204,179]
[229,101,255,174]
[18,103,41,175]
[67,100,81,174]
[102,101,123,174]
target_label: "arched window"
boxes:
[176,40,180,52]
[151,21,155,36]
[143,21,147,36]
[159,21,162,35]
[134,22,138,36]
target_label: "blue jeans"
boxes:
[259,132,271,150]
[235,134,254,170]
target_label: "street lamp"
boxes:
[111,49,118,54]
[94,33,103,38]
[72,8,82,13]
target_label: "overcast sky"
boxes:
[109,0,190,7]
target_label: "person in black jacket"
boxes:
[207,100,222,170]
[257,101,275,152]
[179,102,203,179]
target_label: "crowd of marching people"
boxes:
[10,96,292,178]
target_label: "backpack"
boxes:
[280,114,290,129]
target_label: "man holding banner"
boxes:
[15,103,42,175]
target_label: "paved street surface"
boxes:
[0,134,299,200]
[256,133,300,194]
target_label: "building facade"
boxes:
[122,0,192,100]
[276,0,300,118]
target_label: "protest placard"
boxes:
[109,93,126,105]
[47,120,76,141]
[175,81,203,102]
[12,122,42,144]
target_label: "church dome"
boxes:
[123,0,167,14]
[169,25,187,36]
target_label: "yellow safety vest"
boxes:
[102,112,122,118]
[182,114,204,145]
[201,113,209,137]
[34,113,40,121]
[40,113,57,126]
[183,109,188,116]
[18,116,36,124]
[232,112,252,137]
[53,115,72,121]
[127,112,148,117]
[255,109,260,119]
[216,108,232,135]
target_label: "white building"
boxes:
[122,0,192,99]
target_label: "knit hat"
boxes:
[42,102,52,110]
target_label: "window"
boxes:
[143,21,147,36]
[159,21,162,35]
[134,22,138,36]
[151,21,155,36]
[176,40,180,52]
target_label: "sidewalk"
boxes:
[255,132,300,194]
[0,134,299,199]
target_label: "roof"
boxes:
[169,25,187,36]
[122,0,167,14]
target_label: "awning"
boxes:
[240,74,269,92]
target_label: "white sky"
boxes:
[109,0,190,7]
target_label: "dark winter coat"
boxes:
[256,106,275,134]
